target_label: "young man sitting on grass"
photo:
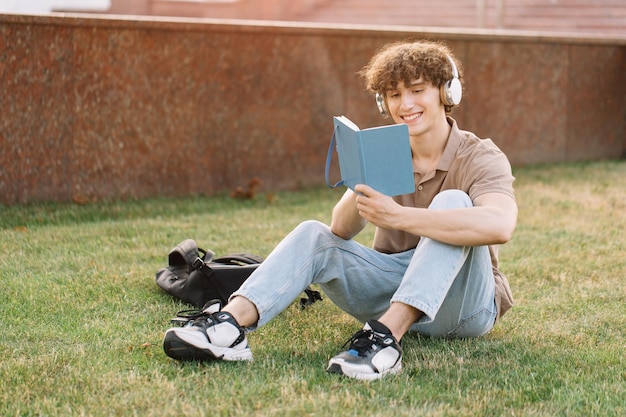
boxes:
[162,39,518,380]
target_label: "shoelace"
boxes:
[170,308,211,326]
[342,329,384,357]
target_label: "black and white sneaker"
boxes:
[327,320,402,380]
[163,300,253,362]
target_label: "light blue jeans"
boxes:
[232,190,497,338]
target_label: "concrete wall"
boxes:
[1,13,625,205]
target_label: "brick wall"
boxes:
[0,13,624,204]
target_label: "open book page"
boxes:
[335,115,360,131]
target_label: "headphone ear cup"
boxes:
[441,76,462,106]
[375,93,389,118]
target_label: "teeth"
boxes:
[403,113,420,121]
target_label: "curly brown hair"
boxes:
[359,40,463,112]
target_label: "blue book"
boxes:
[326,116,415,197]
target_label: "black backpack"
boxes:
[155,239,321,309]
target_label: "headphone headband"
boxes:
[446,54,459,79]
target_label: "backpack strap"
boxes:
[300,287,323,309]
[168,239,206,268]
[213,253,265,265]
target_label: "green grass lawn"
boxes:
[1,161,624,417]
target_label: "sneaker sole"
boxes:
[326,361,402,381]
[163,329,253,362]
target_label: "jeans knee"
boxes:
[291,220,337,245]
[294,219,329,235]
[429,190,472,210]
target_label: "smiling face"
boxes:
[359,40,463,115]
[384,78,445,138]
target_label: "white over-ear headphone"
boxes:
[375,92,389,118]
[441,55,462,106]
[375,54,462,118]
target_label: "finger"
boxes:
[354,184,375,196]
